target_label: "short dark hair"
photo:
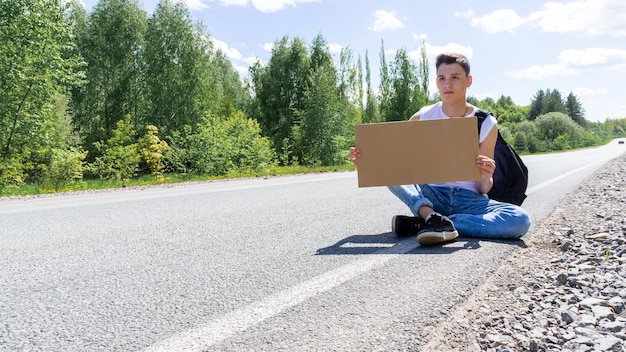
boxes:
[435,53,470,76]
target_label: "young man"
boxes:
[349,53,531,245]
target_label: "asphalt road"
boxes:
[1,140,624,352]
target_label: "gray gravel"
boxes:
[423,153,626,351]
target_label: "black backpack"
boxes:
[475,110,528,205]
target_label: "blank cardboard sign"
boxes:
[354,117,481,187]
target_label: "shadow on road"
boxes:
[315,233,527,256]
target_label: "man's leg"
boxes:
[446,189,531,239]
[387,184,434,216]
[388,185,459,245]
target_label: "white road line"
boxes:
[145,150,624,351]
[143,239,416,352]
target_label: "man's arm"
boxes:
[475,126,497,194]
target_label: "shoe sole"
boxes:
[416,230,459,246]
[391,215,419,237]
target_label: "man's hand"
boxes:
[475,155,495,194]
[349,147,361,166]
[476,155,495,180]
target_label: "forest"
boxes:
[2,0,626,195]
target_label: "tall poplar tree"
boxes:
[363,50,380,123]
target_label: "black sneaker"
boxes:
[391,215,425,236]
[416,213,459,246]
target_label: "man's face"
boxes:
[436,63,472,103]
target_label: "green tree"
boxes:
[544,89,567,114]
[143,0,219,138]
[384,47,427,122]
[299,35,347,165]
[212,49,250,117]
[0,0,84,187]
[565,92,587,127]
[386,48,413,121]
[378,40,392,121]
[415,43,429,109]
[363,50,380,123]
[528,89,545,121]
[76,0,146,152]
[248,36,309,164]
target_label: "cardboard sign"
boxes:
[354,117,481,187]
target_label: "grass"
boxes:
[0,164,357,198]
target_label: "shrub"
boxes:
[139,125,168,178]
[89,115,141,182]
[47,148,87,190]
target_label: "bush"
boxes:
[139,125,168,178]
[187,111,275,176]
[535,112,582,142]
[89,115,141,182]
[47,148,87,190]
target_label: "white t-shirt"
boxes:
[415,101,497,193]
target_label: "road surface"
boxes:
[1,140,624,351]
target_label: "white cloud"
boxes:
[558,48,626,67]
[506,63,579,79]
[217,0,320,13]
[211,38,243,60]
[464,0,626,37]
[467,9,527,33]
[508,47,626,80]
[368,10,405,32]
[327,43,343,55]
[424,43,473,62]
[529,0,626,36]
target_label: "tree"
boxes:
[528,89,545,121]
[248,36,310,164]
[73,0,146,158]
[363,50,380,123]
[378,40,392,121]
[299,35,347,166]
[143,0,219,138]
[386,49,413,121]
[411,43,429,113]
[565,92,587,127]
[385,47,428,122]
[544,89,567,115]
[0,0,84,186]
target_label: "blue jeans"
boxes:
[388,184,531,239]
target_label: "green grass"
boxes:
[0,164,357,198]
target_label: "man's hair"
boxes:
[435,53,470,76]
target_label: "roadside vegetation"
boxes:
[2,0,625,197]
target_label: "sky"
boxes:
[80,0,626,123]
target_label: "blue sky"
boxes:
[81,0,626,122]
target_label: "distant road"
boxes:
[1,140,624,351]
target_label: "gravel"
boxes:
[423,153,626,351]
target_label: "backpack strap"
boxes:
[474,109,492,135]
